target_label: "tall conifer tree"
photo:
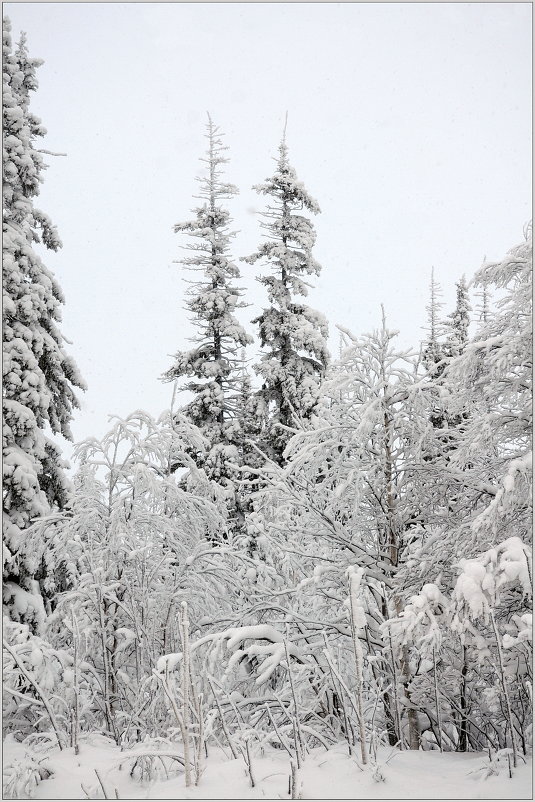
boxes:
[2,18,85,625]
[423,267,446,376]
[163,116,252,487]
[244,132,329,464]
[446,274,471,357]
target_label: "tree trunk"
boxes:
[458,644,468,752]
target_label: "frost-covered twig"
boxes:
[208,677,238,759]
[490,610,518,768]
[284,626,305,767]
[94,769,110,799]
[265,703,293,757]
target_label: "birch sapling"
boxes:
[348,567,368,764]
[180,601,192,787]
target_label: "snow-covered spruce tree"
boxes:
[422,269,470,450]
[2,18,85,626]
[243,133,329,464]
[163,116,252,510]
[422,267,446,378]
[445,275,471,359]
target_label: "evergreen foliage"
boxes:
[423,267,446,376]
[445,274,471,357]
[163,116,252,489]
[2,18,85,627]
[244,133,329,463]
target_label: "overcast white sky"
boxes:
[5,2,532,458]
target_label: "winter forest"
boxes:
[2,7,533,801]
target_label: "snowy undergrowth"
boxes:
[3,735,532,800]
[3,18,532,801]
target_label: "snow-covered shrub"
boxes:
[2,747,51,799]
[2,617,91,747]
[452,537,532,628]
[21,413,233,744]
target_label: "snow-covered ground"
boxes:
[4,736,532,800]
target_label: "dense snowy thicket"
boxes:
[2,19,532,800]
